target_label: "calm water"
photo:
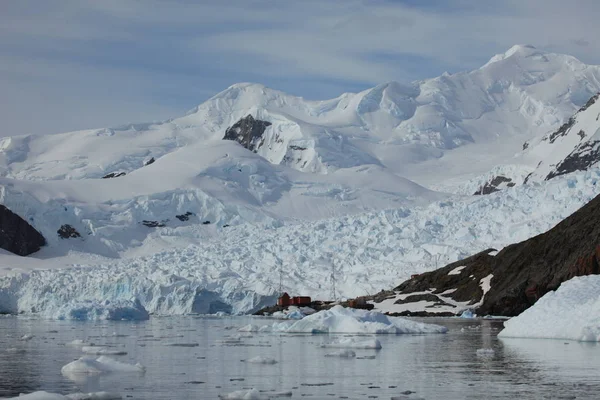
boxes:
[1,316,599,399]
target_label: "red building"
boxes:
[290,296,311,306]
[277,292,291,307]
[277,293,311,307]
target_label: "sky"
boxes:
[2,0,600,136]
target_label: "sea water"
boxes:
[1,316,599,399]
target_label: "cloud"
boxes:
[1,0,600,136]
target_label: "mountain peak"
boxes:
[485,44,540,65]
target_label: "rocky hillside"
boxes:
[370,191,600,317]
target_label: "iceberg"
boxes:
[246,306,447,334]
[499,275,600,341]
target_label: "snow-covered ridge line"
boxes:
[1,169,599,319]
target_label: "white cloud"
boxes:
[1,0,600,136]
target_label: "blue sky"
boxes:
[2,0,600,136]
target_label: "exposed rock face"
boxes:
[389,192,600,316]
[473,176,516,195]
[545,139,600,180]
[102,172,126,179]
[0,205,46,256]
[142,220,167,228]
[144,157,155,166]
[525,93,600,183]
[223,115,272,152]
[175,212,193,221]
[57,224,81,239]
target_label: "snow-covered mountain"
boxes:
[2,45,600,318]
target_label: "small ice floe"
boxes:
[163,342,199,347]
[67,339,90,347]
[81,346,127,356]
[324,349,356,358]
[320,337,382,350]
[218,388,265,399]
[20,334,35,341]
[243,356,278,364]
[476,348,495,358]
[2,391,68,400]
[6,347,26,354]
[61,356,146,376]
[66,392,122,400]
[1,391,121,400]
[460,309,475,318]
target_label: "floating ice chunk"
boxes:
[320,337,382,349]
[66,392,122,400]
[218,388,265,399]
[269,306,447,334]
[476,348,495,357]
[20,334,34,341]
[499,275,600,341]
[460,309,475,318]
[61,356,145,376]
[324,349,356,358]
[55,300,149,321]
[6,347,26,353]
[2,391,69,400]
[81,346,127,356]
[67,340,89,347]
[163,342,199,347]
[243,356,278,364]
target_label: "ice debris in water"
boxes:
[324,349,356,358]
[320,337,382,349]
[20,334,34,341]
[476,348,495,357]
[81,346,127,356]
[218,388,265,399]
[2,391,121,400]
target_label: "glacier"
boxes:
[1,169,599,318]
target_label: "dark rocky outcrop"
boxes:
[102,172,126,179]
[142,220,167,228]
[57,224,81,239]
[386,191,600,317]
[223,115,271,152]
[473,176,515,195]
[144,157,155,166]
[175,212,194,222]
[545,140,600,180]
[0,205,46,256]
